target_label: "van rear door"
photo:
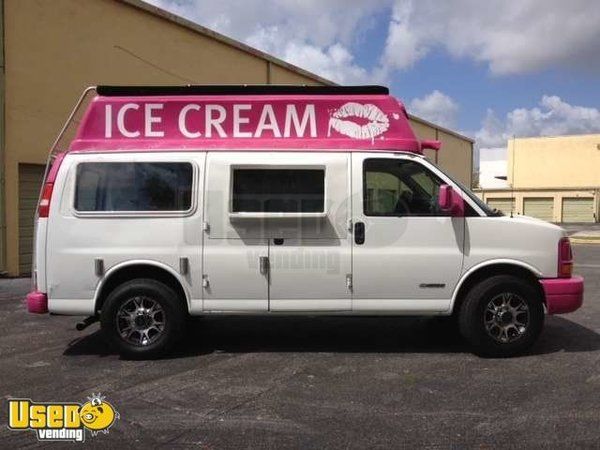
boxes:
[46,153,203,314]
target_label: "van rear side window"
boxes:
[232,169,324,213]
[74,162,193,212]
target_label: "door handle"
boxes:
[354,221,365,245]
[259,256,270,275]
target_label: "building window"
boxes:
[231,168,325,213]
[75,162,193,212]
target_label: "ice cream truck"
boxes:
[26,85,583,358]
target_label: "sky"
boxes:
[146,0,600,162]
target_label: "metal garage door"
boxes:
[18,164,45,275]
[487,198,514,215]
[523,197,554,222]
[562,197,595,223]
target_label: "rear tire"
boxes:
[100,279,186,359]
[458,275,544,357]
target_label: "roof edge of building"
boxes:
[510,133,600,142]
[408,113,475,144]
[117,0,336,87]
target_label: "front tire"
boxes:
[100,279,186,359]
[458,275,544,357]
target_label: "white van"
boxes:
[27,85,583,358]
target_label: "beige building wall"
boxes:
[3,0,325,275]
[270,65,321,84]
[477,134,600,223]
[508,134,600,189]
[2,0,474,275]
[436,129,473,187]
[409,117,474,187]
[476,188,599,223]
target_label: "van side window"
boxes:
[232,169,324,213]
[74,162,193,212]
[363,159,446,216]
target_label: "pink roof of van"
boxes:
[69,85,440,153]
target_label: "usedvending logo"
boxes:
[7,393,119,442]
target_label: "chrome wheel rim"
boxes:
[116,296,165,346]
[484,293,529,344]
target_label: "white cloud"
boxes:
[507,96,600,137]
[382,0,600,75]
[150,0,390,49]
[475,96,600,149]
[382,2,426,71]
[147,0,600,81]
[282,43,371,85]
[479,147,507,163]
[408,90,459,129]
[146,0,389,84]
[474,109,510,148]
[245,28,372,84]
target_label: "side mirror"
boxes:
[438,184,452,211]
[438,184,465,217]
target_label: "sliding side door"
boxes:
[202,152,351,312]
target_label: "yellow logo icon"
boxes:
[79,394,118,435]
[7,393,119,442]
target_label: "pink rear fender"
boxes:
[26,291,48,314]
[540,276,584,315]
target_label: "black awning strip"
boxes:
[96,84,389,97]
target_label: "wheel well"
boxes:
[95,264,188,313]
[452,264,545,315]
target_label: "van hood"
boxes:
[507,214,566,236]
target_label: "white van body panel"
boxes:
[41,150,565,317]
[33,218,48,293]
[268,238,352,312]
[45,152,205,314]
[202,237,269,311]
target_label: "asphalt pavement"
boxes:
[1,245,599,448]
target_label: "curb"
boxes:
[570,237,600,245]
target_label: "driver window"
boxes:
[363,158,446,216]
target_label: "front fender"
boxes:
[448,259,543,313]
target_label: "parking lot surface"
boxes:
[1,245,599,448]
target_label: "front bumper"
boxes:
[26,291,48,314]
[540,275,584,315]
